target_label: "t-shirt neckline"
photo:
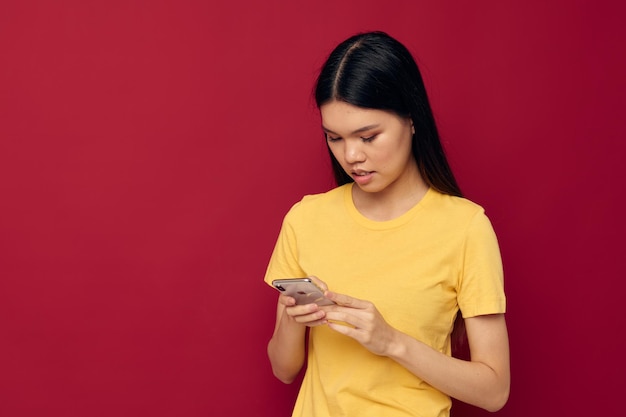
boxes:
[343,183,433,230]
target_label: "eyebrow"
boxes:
[322,124,380,136]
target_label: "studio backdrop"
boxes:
[1,1,624,416]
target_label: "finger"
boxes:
[292,309,327,325]
[321,300,378,328]
[278,294,296,306]
[285,303,319,317]
[324,291,368,308]
[324,309,366,330]
[327,320,360,336]
[308,275,328,291]
[301,317,328,327]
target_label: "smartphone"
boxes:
[271,278,335,306]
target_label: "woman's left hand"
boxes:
[320,290,398,356]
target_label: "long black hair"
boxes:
[314,31,462,198]
[315,32,467,349]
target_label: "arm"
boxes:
[322,292,510,411]
[267,278,330,384]
[388,314,510,411]
[267,301,306,384]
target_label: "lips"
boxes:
[351,169,375,185]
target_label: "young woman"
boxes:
[264,31,510,417]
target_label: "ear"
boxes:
[411,121,415,135]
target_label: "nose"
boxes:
[344,140,365,164]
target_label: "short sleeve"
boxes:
[263,203,307,287]
[457,210,506,318]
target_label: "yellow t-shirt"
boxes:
[265,184,506,417]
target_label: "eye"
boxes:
[326,134,341,143]
[361,134,377,143]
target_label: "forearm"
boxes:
[386,316,510,411]
[387,335,506,410]
[267,308,307,384]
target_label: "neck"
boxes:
[351,167,429,221]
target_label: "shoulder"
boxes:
[284,185,348,221]
[422,191,500,244]
[426,189,488,224]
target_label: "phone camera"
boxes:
[277,285,285,292]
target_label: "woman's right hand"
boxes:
[280,276,329,327]
[268,276,328,383]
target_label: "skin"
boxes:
[267,100,510,412]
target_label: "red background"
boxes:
[1,1,624,416]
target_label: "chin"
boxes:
[354,182,386,194]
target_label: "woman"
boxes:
[265,31,510,417]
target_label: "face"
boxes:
[320,100,419,197]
